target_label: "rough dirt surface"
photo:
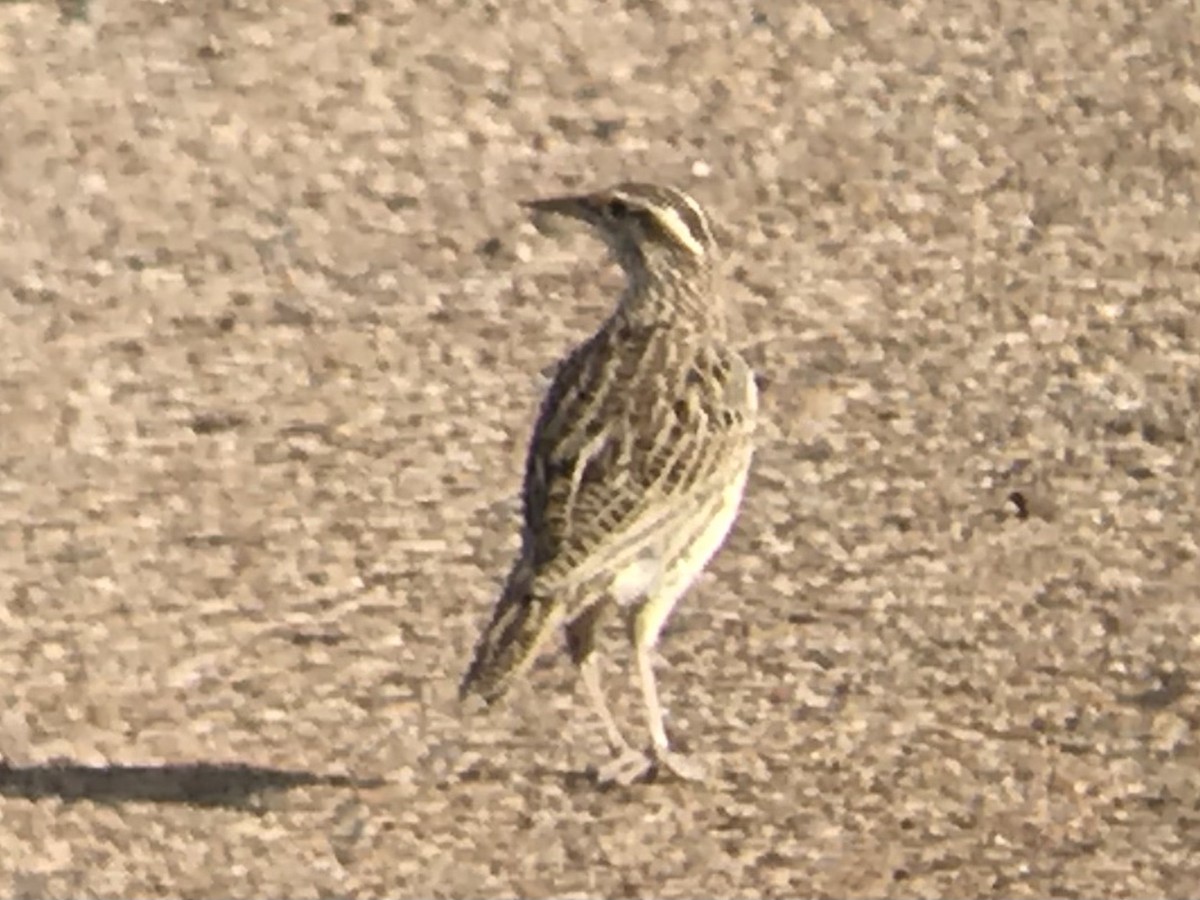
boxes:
[1,0,1198,896]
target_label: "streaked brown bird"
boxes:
[460,182,758,784]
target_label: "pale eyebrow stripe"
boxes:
[673,190,714,250]
[648,204,707,257]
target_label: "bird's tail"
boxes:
[459,563,561,705]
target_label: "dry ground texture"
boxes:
[1,0,1198,896]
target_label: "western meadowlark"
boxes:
[460,182,757,785]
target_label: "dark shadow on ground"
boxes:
[0,760,385,809]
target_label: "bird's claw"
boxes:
[592,747,709,786]
[594,748,655,786]
[652,748,708,783]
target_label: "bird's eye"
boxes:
[606,198,629,218]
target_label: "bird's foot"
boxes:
[651,747,709,783]
[594,748,655,786]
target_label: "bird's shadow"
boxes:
[0,759,384,810]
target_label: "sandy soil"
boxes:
[1,0,1198,896]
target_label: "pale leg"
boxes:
[567,603,652,784]
[632,596,708,783]
[583,655,656,785]
[578,653,633,755]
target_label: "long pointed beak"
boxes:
[521,194,601,223]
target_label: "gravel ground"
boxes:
[1,0,1198,896]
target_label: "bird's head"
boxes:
[524,182,717,285]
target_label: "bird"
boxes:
[459,181,758,785]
